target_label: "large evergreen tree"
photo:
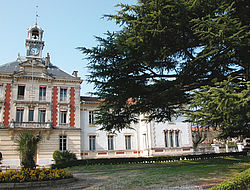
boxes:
[79,0,249,132]
[184,78,249,140]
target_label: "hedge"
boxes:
[208,168,250,190]
[52,151,247,169]
[0,168,72,183]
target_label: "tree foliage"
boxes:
[184,77,249,140]
[15,131,42,169]
[79,0,250,132]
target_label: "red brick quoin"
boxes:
[3,84,11,126]
[70,87,75,127]
[52,86,58,127]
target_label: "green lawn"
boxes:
[67,156,250,189]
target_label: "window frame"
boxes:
[16,108,24,122]
[38,109,46,123]
[164,131,168,148]
[60,88,67,102]
[60,110,67,124]
[175,131,180,147]
[59,135,67,151]
[108,135,114,150]
[89,135,96,151]
[125,135,132,150]
[169,132,174,148]
[17,85,25,100]
[89,111,95,125]
[28,108,34,122]
[39,86,46,101]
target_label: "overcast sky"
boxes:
[0,0,137,95]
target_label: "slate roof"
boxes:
[0,60,75,79]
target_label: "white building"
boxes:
[80,97,193,158]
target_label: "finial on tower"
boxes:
[35,5,39,25]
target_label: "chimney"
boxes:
[72,71,78,77]
[45,52,50,66]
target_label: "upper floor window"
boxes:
[59,135,67,151]
[16,108,24,122]
[17,85,25,100]
[89,135,96,151]
[60,110,67,124]
[28,108,34,122]
[125,135,131,150]
[38,109,46,123]
[60,88,67,101]
[108,135,114,150]
[89,111,95,125]
[39,86,46,101]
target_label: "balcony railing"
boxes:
[10,122,52,129]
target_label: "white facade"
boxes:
[80,97,193,158]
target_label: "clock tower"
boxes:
[25,23,44,58]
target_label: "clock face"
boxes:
[30,47,39,55]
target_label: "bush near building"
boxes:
[0,168,72,183]
[53,150,77,165]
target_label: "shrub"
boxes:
[53,150,77,165]
[0,168,72,183]
[209,168,250,190]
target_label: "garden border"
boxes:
[0,177,76,189]
[52,151,247,169]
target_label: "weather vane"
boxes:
[35,5,39,25]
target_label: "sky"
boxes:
[0,0,137,95]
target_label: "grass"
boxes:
[67,156,250,189]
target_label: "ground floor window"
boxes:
[169,132,174,147]
[125,135,131,150]
[164,131,168,147]
[89,136,96,151]
[164,130,180,148]
[59,135,67,151]
[175,132,180,147]
[108,135,114,150]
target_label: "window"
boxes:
[60,88,67,101]
[28,109,34,122]
[38,109,46,123]
[175,132,180,147]
[89,136,96,151]
[125,135,131,150]
[108,135,114,150]
[60,110,67,124]
[164,131,168,147]
[170,132,174,147]
[59,136,67,151]
[16,108,24,122]
[17,85,25,100]
[89,111,94,125]
[39,86,46,101]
